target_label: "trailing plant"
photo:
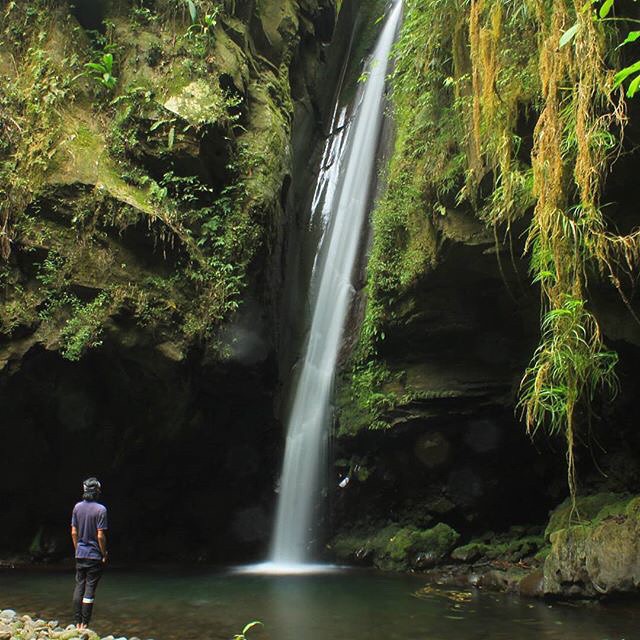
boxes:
[355,0,640,500]
[560,0,640,98]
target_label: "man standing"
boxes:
[71,477,108,629]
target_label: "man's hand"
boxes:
[71,526,78,552]
[97,529,108,564]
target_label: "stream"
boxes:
[1,567,638,640]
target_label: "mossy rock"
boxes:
[452,530,544,564]
[163,79,228,126]
[332,522,459,571]
[545,492,632,541]
[451,542,485,563]
[544,493,640,597]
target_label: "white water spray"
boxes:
[269,1,403,570]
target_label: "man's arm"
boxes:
[71,526,78,551]
[97,529,108,563]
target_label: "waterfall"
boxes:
[269,1,403,569]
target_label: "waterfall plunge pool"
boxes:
[1,566,639,640]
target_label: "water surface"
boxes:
[0,567,638,640]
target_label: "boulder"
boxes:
[519,568,544,597]
[544,496,640,596]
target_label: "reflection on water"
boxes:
[0,567,638,640]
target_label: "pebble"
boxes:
[0,609,125,640]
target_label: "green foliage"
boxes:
[519,294,619,438]
[452,530,544,563]
[337,361,399,435]
[130,2,159,27]
[60,292,113,361]
[187,6,220,36]
[613,60,640,97]
[188,0,198,23]
[85,53,117,91]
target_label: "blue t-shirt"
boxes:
[71,500,108,560]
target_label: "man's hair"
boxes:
[82,477,101,501]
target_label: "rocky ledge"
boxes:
[330,492,640,599]
[0,609,148,640]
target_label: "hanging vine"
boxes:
[356,0,640,498]
[468,0,637,498]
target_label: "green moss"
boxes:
[332,522,459,570]
[336,361,401,435]
[545,492,632,540]
[452,531,544,564]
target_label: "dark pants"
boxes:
[73,558,104,626]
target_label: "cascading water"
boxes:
[268,1,403,570]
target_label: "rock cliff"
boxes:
[0,0,336,561]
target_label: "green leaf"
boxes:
[617,30,640,48]
[613,60,640,88]
[168,125,175,150]
[242,621,263,635]
[187,0,197,22]
[599,0,614,18]
[559,22,579,48]
[627,72,640,98]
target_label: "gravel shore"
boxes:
[0,609,149,640]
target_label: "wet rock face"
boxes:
[330,210,562,540]
[380,230,538,422]
[331,166,640,561]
